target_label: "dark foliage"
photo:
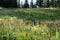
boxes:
[23,0,29,8]
[58,0,60,7]
[47,0,50,7]
[0,0,17,8]
[30,0,34,8]
[36,0,43,7]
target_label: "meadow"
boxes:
[0,8,60,40]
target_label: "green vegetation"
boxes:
[0,8,60,40]
[0,8,60,21]
[0,16,60,40]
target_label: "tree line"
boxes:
[23,0,60,8]
[0,0,17,8]
[0,0,60,8]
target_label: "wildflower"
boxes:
[41,29,44,33]
[10,21,17,26]
[58,21,60,24]
[54,24,58,30]
[0,18,2,21]
[0,20,3,27]
[43,23,48,28]
[8,17,14,21]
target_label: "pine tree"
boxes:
[0,0,3,6]
[47,0,50,7]
[55,0,58,7]
[11,0,17,8]
[0,0,17,8]
[51,0,55,7]
[57,0,60,7]
[24,0,29,8]
[17,0,20,8]
[30,0,34,8]
[36,0,43,7]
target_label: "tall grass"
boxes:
[0,8,60,21]
[0,16,60,40]
[0,8,60,40]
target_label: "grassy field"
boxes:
[0,8,60,40]
[0,8,60,21]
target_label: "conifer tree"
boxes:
[30,0,34,8]
[36,0,43,7]
[0,0,17,8]
[47,0,50,7]
[51,0,55,7]
[57,0,60,7]
[24,0,29,8]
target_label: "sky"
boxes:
[20,0,36,5]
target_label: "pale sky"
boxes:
[20,0,36,5]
